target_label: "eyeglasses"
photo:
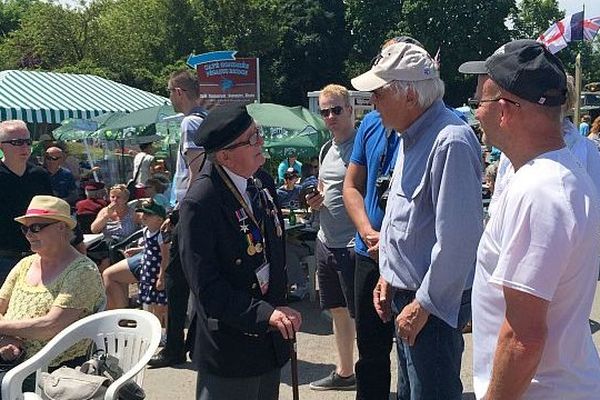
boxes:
[468,97,521,111]
[20,221,60,235]
[319,106,344,118]
[45,154,61,161]
[1,138,32,146]
[223,129,263,150]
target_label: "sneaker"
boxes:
[309,371,356,391]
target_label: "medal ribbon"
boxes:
[216,165,268,260]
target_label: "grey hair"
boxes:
[389,78,445,109]
[0,120,28,141]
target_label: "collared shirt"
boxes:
[379,100,483,328]
[222,166,253,213]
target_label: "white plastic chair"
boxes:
[1,309,161,400]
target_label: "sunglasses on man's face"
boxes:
[20,221,60,235]
[1,138,32,147]
[319,106,344,118]
[45,155,61,161]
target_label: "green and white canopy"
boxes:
[0,70,168,124]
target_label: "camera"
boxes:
[375,175,392,210]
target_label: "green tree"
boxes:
[190,0,285,102]
[271,0,349,106]
[0,2,92,69]
[400,0,514,106]
[510,0,564,39]
[344,0,403,79]
[0,0,35,38]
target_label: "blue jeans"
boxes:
[0,257,20,287]
[392,289,471,400]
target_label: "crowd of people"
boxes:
[0,35,600,400]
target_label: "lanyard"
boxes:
[216,165,268,260]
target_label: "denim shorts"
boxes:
[127,252,143,281]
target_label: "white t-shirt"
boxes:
[473,148,600,399]
[489,119,600,218]
[132,151,155,184]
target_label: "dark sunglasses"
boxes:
[20,221,60,235]
[319,106,344,118]
[45,154,61,161]
[468,97,521,111]
[1,138,32,146]
[223,129,262,150]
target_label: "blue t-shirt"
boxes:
[277,160,302,184]
[580,122,590,137]
[276,185,301,208]
[49,167,76,200]
[349,111,400,257]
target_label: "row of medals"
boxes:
[248,241,263,256]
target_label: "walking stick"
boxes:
[290,328,300,400]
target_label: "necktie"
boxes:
[246,178,263,222]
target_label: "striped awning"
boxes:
[0,70,169,124]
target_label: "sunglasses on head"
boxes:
[1,138,32,147]
[45,154,61,161]
[319,106,344,118]
[20,221,60,235]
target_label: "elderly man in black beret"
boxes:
[178,103,302,400]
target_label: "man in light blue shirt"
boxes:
[352,42,483,400]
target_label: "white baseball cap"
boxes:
[351,42,439,91]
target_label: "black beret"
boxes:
[194,103,253,152]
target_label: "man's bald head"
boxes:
[45,146,64,158]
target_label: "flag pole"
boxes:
[574,52,582,126]
[572,4,585,126]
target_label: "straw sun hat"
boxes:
[14,195,76,229]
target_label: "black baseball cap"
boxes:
[459,39,567,107]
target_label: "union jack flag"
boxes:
[583,16,600,41]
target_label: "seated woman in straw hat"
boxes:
[0,195,105,391]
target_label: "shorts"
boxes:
[316,238,356,318]
[127,252,143,281]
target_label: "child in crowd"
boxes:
[135,199,169,328]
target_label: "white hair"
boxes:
[389,78,445,109]
[0,120,28,141]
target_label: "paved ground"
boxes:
[143,283,600,400]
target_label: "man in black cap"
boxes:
[461,39,600,399]
[178,103,302,400]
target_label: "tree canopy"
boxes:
[0,0,598,108]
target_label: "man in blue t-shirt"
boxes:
[277,150,302,184]
[343,109,399,398]
[44,146,77,206]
